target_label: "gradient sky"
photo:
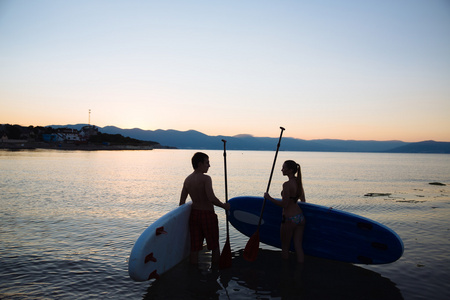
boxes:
[1,0,449,142]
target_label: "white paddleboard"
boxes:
[128,202,192,281]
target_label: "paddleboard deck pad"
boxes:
[128,202,192,281]
[229,196,403,264]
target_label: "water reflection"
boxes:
[143,249,403,299]
[2,150,448,299]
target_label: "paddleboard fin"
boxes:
[357,255,373,264]
[148,270,160,280]
[357,222,373,230]
[156,226,167,235]
[372,242,388,251]
[144,252,157,263]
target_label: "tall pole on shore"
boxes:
[89,109,91,126]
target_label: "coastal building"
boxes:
[58,129,80,142]
[41,126,98,143]
[80,125,98,139]
[42,133,61,142]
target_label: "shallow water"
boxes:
[1,149,449,299]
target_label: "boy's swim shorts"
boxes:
[189,209,219,251]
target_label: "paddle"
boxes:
[219,139,232,269]
[243,127,285,262]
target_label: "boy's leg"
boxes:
[211,247,220,266]
[189,210,203,265]
[190,251,199,265]
[203,211,220,266]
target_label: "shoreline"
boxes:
[0,141,173,151]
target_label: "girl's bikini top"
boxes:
[281,190,299,202]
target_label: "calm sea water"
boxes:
[1,149,449,299]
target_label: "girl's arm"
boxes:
[264,182,290,208]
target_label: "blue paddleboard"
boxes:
[229,196,403,264]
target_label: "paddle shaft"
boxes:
[257,127,285,227]
[222,139,229,233]
[219,139,232,268]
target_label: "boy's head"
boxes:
[191,152,209,170]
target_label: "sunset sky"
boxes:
[1,0,449,142]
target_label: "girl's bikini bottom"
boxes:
[282,213,305,225]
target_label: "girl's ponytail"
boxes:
[296,163,306,202]
[284,160,306,202]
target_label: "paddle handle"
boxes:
[258,127,285,226]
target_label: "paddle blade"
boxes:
[219,238,232,269]
[243,230,260,262]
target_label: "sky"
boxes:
[1,0,449,142]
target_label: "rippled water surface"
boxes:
[1,149,449,299]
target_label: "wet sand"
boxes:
[143,249,403,300]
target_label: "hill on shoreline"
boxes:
[46,124,450,154]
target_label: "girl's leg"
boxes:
[280,222,295,260]
[293,224,305,263]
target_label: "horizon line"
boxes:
[2,123,449,143]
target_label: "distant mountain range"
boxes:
[49,124,450,154]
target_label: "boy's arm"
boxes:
[179,184,188,206]
[204,175,229,210]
